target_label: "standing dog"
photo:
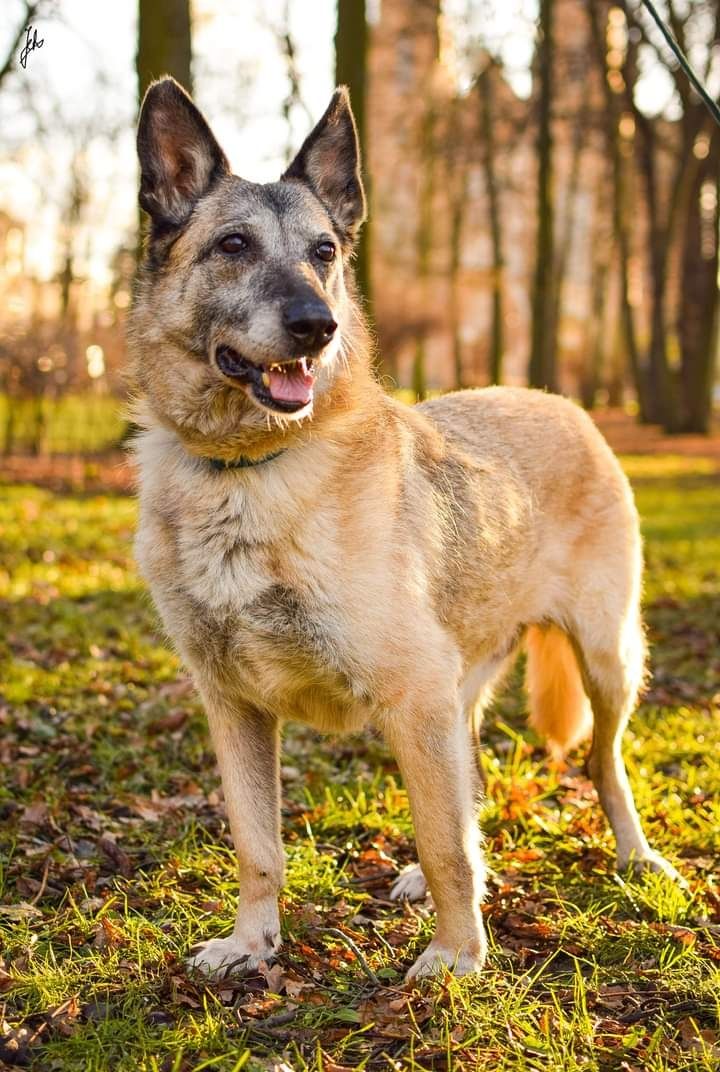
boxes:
[129,79,681,980]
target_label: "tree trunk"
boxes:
[137,0,192,99]
[529,0,556,391]
[448,186,467,390]
[412,102,436,400]
[586,1,646,418]
[632,111,676,426]
[446,93,468,389]
[478,64,505,385]
[2,396,16,456]
[551,111,585,366]
[136,0,192,255]
[581,257,610,410]
[678,147,719,434]
[580,152,612,409]
[336,0,371,315]
[619,0,719,433]
[448,181,467,390]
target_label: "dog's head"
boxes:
[129,78,370,457]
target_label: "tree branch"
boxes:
[0,2,42,89]
[623,0,689,110]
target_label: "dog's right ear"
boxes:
[137,77,229,230]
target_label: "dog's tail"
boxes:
[525,624,592,757]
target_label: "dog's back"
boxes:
[419,386,635,532]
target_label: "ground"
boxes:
[0,443,718,1071]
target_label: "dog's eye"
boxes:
[315,241,336,263]
[218,234,248,255]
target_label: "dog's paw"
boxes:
[623,851,688,888]
[186,933,279,979]
[390,863,429,902]
[405,939,486,981]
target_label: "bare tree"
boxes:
[677,130,719,432]
[275,1,312,166]
[136,0,192,253]
[529,0,557,391]
[476,60,506,385]
[444,93,469,389]
[550,108,586,365]
[0,1,53,90]
[412,100,437,400]
[137,0,192,100]
[336,0,371,314]
[620,0,720,431]
[587,1,646,417]
[579,157,613,410]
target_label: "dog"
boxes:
[128,78,682,981]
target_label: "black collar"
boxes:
[207,449,287,471]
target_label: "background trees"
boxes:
[0,0,718,456]
[137,0,192,99]
[335,0,372,317]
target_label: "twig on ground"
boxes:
[315,927,382,986]
[30,855,52,906]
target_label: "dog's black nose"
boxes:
[283,299,337,350]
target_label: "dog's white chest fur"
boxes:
[135,433,378,732]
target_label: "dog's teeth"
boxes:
[299,357,308,374]
[261,372,270,387]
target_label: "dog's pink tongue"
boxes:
[268,361,315,406]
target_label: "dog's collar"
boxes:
[207,449,287,471]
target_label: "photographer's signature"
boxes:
[20,24,44,69]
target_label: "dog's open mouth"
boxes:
[215,345,316,414]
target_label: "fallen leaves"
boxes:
[18,802,49,828]
[0,903,42,921]
[97,836,133,878]
[677,1016,720,1058]
[0,996,81,1066]
[0,466,719,1070]
[359,988,434,1040]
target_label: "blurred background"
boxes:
[1,0,719,486]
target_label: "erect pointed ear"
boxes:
[137,77,230,231]
[283,87,366,244]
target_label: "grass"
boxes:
[0,394,126,455]
[0,454,718,1070]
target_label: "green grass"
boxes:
[0,394,126,455]
[0,455,718,1071]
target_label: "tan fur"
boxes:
[526,624,593,756]
[130,85,684,983]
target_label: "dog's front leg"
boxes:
[384,701,487,980]
[187,699,284,978]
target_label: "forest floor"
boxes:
[0,447,718,1070]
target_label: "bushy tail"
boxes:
[526,624,593,757]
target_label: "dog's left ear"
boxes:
[283,87,366,244]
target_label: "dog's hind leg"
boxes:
[186,697,285,977]
[572,615,684,883]
[384,697,487,979]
